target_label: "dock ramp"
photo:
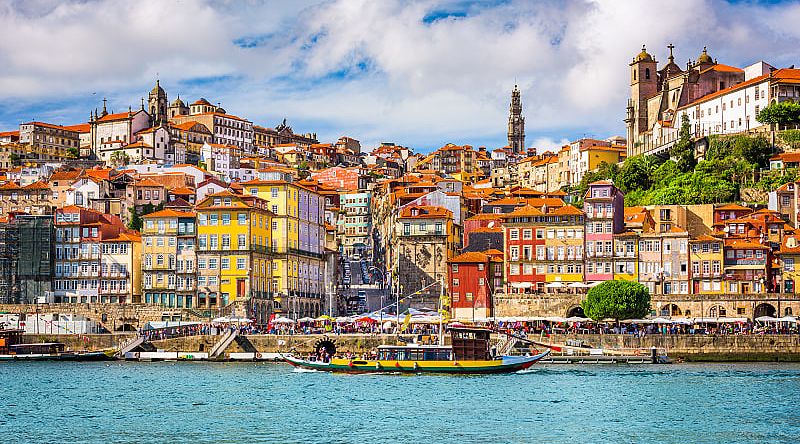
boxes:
[209,329,238,359]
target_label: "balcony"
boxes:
[100,271,129,278]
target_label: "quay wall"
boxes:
[20,333,136,351]
[154,333,800,362]
[0,303,216,331]
[15,333,800,361]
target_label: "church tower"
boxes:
[148,79,168,126]
[508,85,525,153]
[626,45,658,154]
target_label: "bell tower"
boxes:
[148,79,168,126]
[507,85,525,153]
[628,45,658,150]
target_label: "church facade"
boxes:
[624,44,799,159]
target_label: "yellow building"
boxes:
[241,172,327,319]
[541,205,585,285]
[141,209,197,308]
[100,232,142,304]
[776,235,800,295]
[195,191,273,316]
[689,235,724,294]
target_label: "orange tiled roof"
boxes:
[503,204,545,218]
[548,204,583,216]
[63,123,90,133]
[97,112,136,122]
[399,205,453,219]
[143,209,196,218]
[466,213,503,221]
[715,203,751,211]
[24,181,50,190]
[50,170,83,181]
[448,251,490,263]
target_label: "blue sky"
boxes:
[1,0,799,153]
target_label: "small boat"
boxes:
[282,327,550,374]
[0,342,114,361]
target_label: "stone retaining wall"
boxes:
[0,303,210,331]
[18,332,800,361]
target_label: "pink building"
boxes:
[583,180,625,282]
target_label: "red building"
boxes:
[310,166,367,191]
[463,213,503,248]
[448,250,503,321]
[501,205,546,294]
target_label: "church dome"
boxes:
[215,107,226,114]
[634,44,654,63]
[697,46,713,64]
[171,96,185,108]
[192,98,211,106]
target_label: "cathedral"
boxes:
[508,85,525,153]
[624,44,773,158]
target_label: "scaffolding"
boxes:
[0,214,53,304]
[0,221,18,303]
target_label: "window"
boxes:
[510,229,519,240]
[452,264,459,273]
[452,278,460,286]
[222,213,230,225]
[238,213,247,225]
[523,229,532,240]
[221,258,230,270]
[237,258,246,270]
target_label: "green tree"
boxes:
[616,155,658,193]
[66,147,79,158]
[670,114,696,173]
[128,207,142,231]
[757,101,800,127]
[581,280,651,322]
[110,150,130,168]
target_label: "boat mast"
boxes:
[438,278,444,346]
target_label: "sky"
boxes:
[1,0,799,154]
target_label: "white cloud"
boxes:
[530,137,571,154]
[1,0,799,150]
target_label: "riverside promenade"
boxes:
[17,332,800,362]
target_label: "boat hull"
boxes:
[0,351,113,362]
[282,350,550,374]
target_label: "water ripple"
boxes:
[0,362,799,443]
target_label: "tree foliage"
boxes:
[670,114,696,172]
[581,280,651,321]
[757,101,800,126]
[128,207,142,231]
[66,147,79,158]
[110,150,130,168]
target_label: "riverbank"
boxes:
[19,332,800,362]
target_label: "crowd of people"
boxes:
[492,320,799,337]
[126,319,798,343]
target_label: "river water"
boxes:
[1,362,799,443]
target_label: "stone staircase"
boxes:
[116,335,145,357]
[209,329,239,359]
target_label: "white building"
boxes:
[90,109,150,158]
[676,62,775,138]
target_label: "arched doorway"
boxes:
[660,304,682,317]
[785,307,793,316]
[567,306,585,318]
[754,303,776,318]
[709,305,727,318]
